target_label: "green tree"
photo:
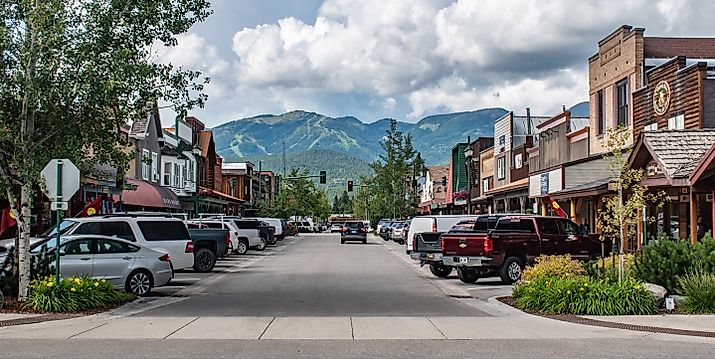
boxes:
[598,127,667,281]
[370,119,418,219]
[332,195,340,213]
[0,0,211,299]
[261,169,330,221]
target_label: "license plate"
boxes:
[459,257,468,264]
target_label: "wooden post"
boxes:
[690,189,698,244]
[541,198,547,216]
[637,208,643,252]
[569,199,576,222]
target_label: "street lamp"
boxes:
[464,136,473,215]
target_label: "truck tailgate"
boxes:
[413,232,443,253]
[441,232,489,256]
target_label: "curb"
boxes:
[496,296,715,338]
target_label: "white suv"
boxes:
[194,216,267,253]
[47,215,195,270]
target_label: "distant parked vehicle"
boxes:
[246,218,286,241]
[405,215,476,253]
[340,221,368,244]
[186,224,230,272]
[391,222,406,244]
[32,235,173,296]
[376,219,391,234]
[330,222,343,233]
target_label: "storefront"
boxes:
[117,178,182,212]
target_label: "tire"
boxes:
[362,239,367,244]
[267,236,277,245]
[236,239,249,255]
[429,263,453,278]
[499,257,524,284]
[125,269,153,296]
[341,239,345,244]
[457,267,479,284]
[193,247,216,273]
[256,236,267,251]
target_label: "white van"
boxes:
[405,215,476,252]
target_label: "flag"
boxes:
[79,196,103,217]
[0,206,18,235]
[548,196,568,218]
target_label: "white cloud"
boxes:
[159,0,715,125]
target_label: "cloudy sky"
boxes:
[155,0,715,127]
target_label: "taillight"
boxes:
[225,233,231,246]
[440,236,445,253]
[484,238,493,252]
[185,241,194,253]
[159,254,171,262]
[342,227,347,232]
[432,219,437,232]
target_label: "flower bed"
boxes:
[22,276,135,313]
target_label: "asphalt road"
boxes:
[2,338,714,359]
[139,233,489,317]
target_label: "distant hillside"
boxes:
[213,108,508,166]
[222,148,373,200]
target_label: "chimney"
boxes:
[526,107,532,135]
[562,104,566,112]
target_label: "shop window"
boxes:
[616,78,629,127]
[173,163,180,187]
[514,153,523,169]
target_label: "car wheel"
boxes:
[341,239,345,244]
[193,248,216,273]
[362,239,367,244]
[429,263,453,278]
[457,267,479,284]
[256,237,267,251]
[499,257,524,284]
[236,239,249,255]
[268,236,277,245]
[126,270,153,296]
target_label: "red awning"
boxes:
[119,179,182,209]
[198,186,244,203]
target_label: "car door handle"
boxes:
[80,257,91,261]
[122,257,132,260]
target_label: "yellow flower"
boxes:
[567,290,571,295]
[47,282,54,288]
[94,282,99,287]
[70,287,76,292]
[101,279,106,283]
[74,278,81,284]
[634,284,641,290]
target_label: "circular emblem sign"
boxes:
[87,207,97,216]
[653,81,671,116]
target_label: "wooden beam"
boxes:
[570,199,576,222]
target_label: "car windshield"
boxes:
[395,224,404,229]
[43,220,79,238]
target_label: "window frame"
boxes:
[497,157,506,180]
[151,152,158,182]
[616,78,629,127]
[597,89,605,135]
[142,149,150,180]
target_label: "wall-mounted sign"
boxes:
[646,162,660,177]
[529,168,563,197]
[653,80,671,116]
[540,173,549,195]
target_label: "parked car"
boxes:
[246,217,286,241]
[39,215,196,271]
[441,215,609,284]
[257,221,276,245]
[340,221,368,244]
[196,216,269,253]
[378,221,394,240]
[330,222,343,233]
[32,235,173,296]
[391,222,406,244]
[376,219,391,234]
[362,221,373,232]
[186,224,230,272]
[406,215,475,253]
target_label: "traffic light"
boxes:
[347,180,353,192]
[319,170,327,184]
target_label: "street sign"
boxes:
[41,159,80,201]
[51,202,68,211]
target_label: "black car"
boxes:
[340,221,367,244]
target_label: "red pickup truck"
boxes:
[441,215,607,284]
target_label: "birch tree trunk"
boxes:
[17,185,33,300]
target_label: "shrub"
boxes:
[584,254,636,281]
[513,277,657,315]
[634,239,694,293]
[678,271,715,314]
[23,276,135,313]
[693,232,715,274]
[1,245,55,298]
[521,255,586,282]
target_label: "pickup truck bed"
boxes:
[188,228,230,273]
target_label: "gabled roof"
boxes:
[129,102,163,140]
[630,130,715,184]
[197,130,214,157]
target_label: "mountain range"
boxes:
[212,103,588,200]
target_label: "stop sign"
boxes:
[41,159,80,201]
